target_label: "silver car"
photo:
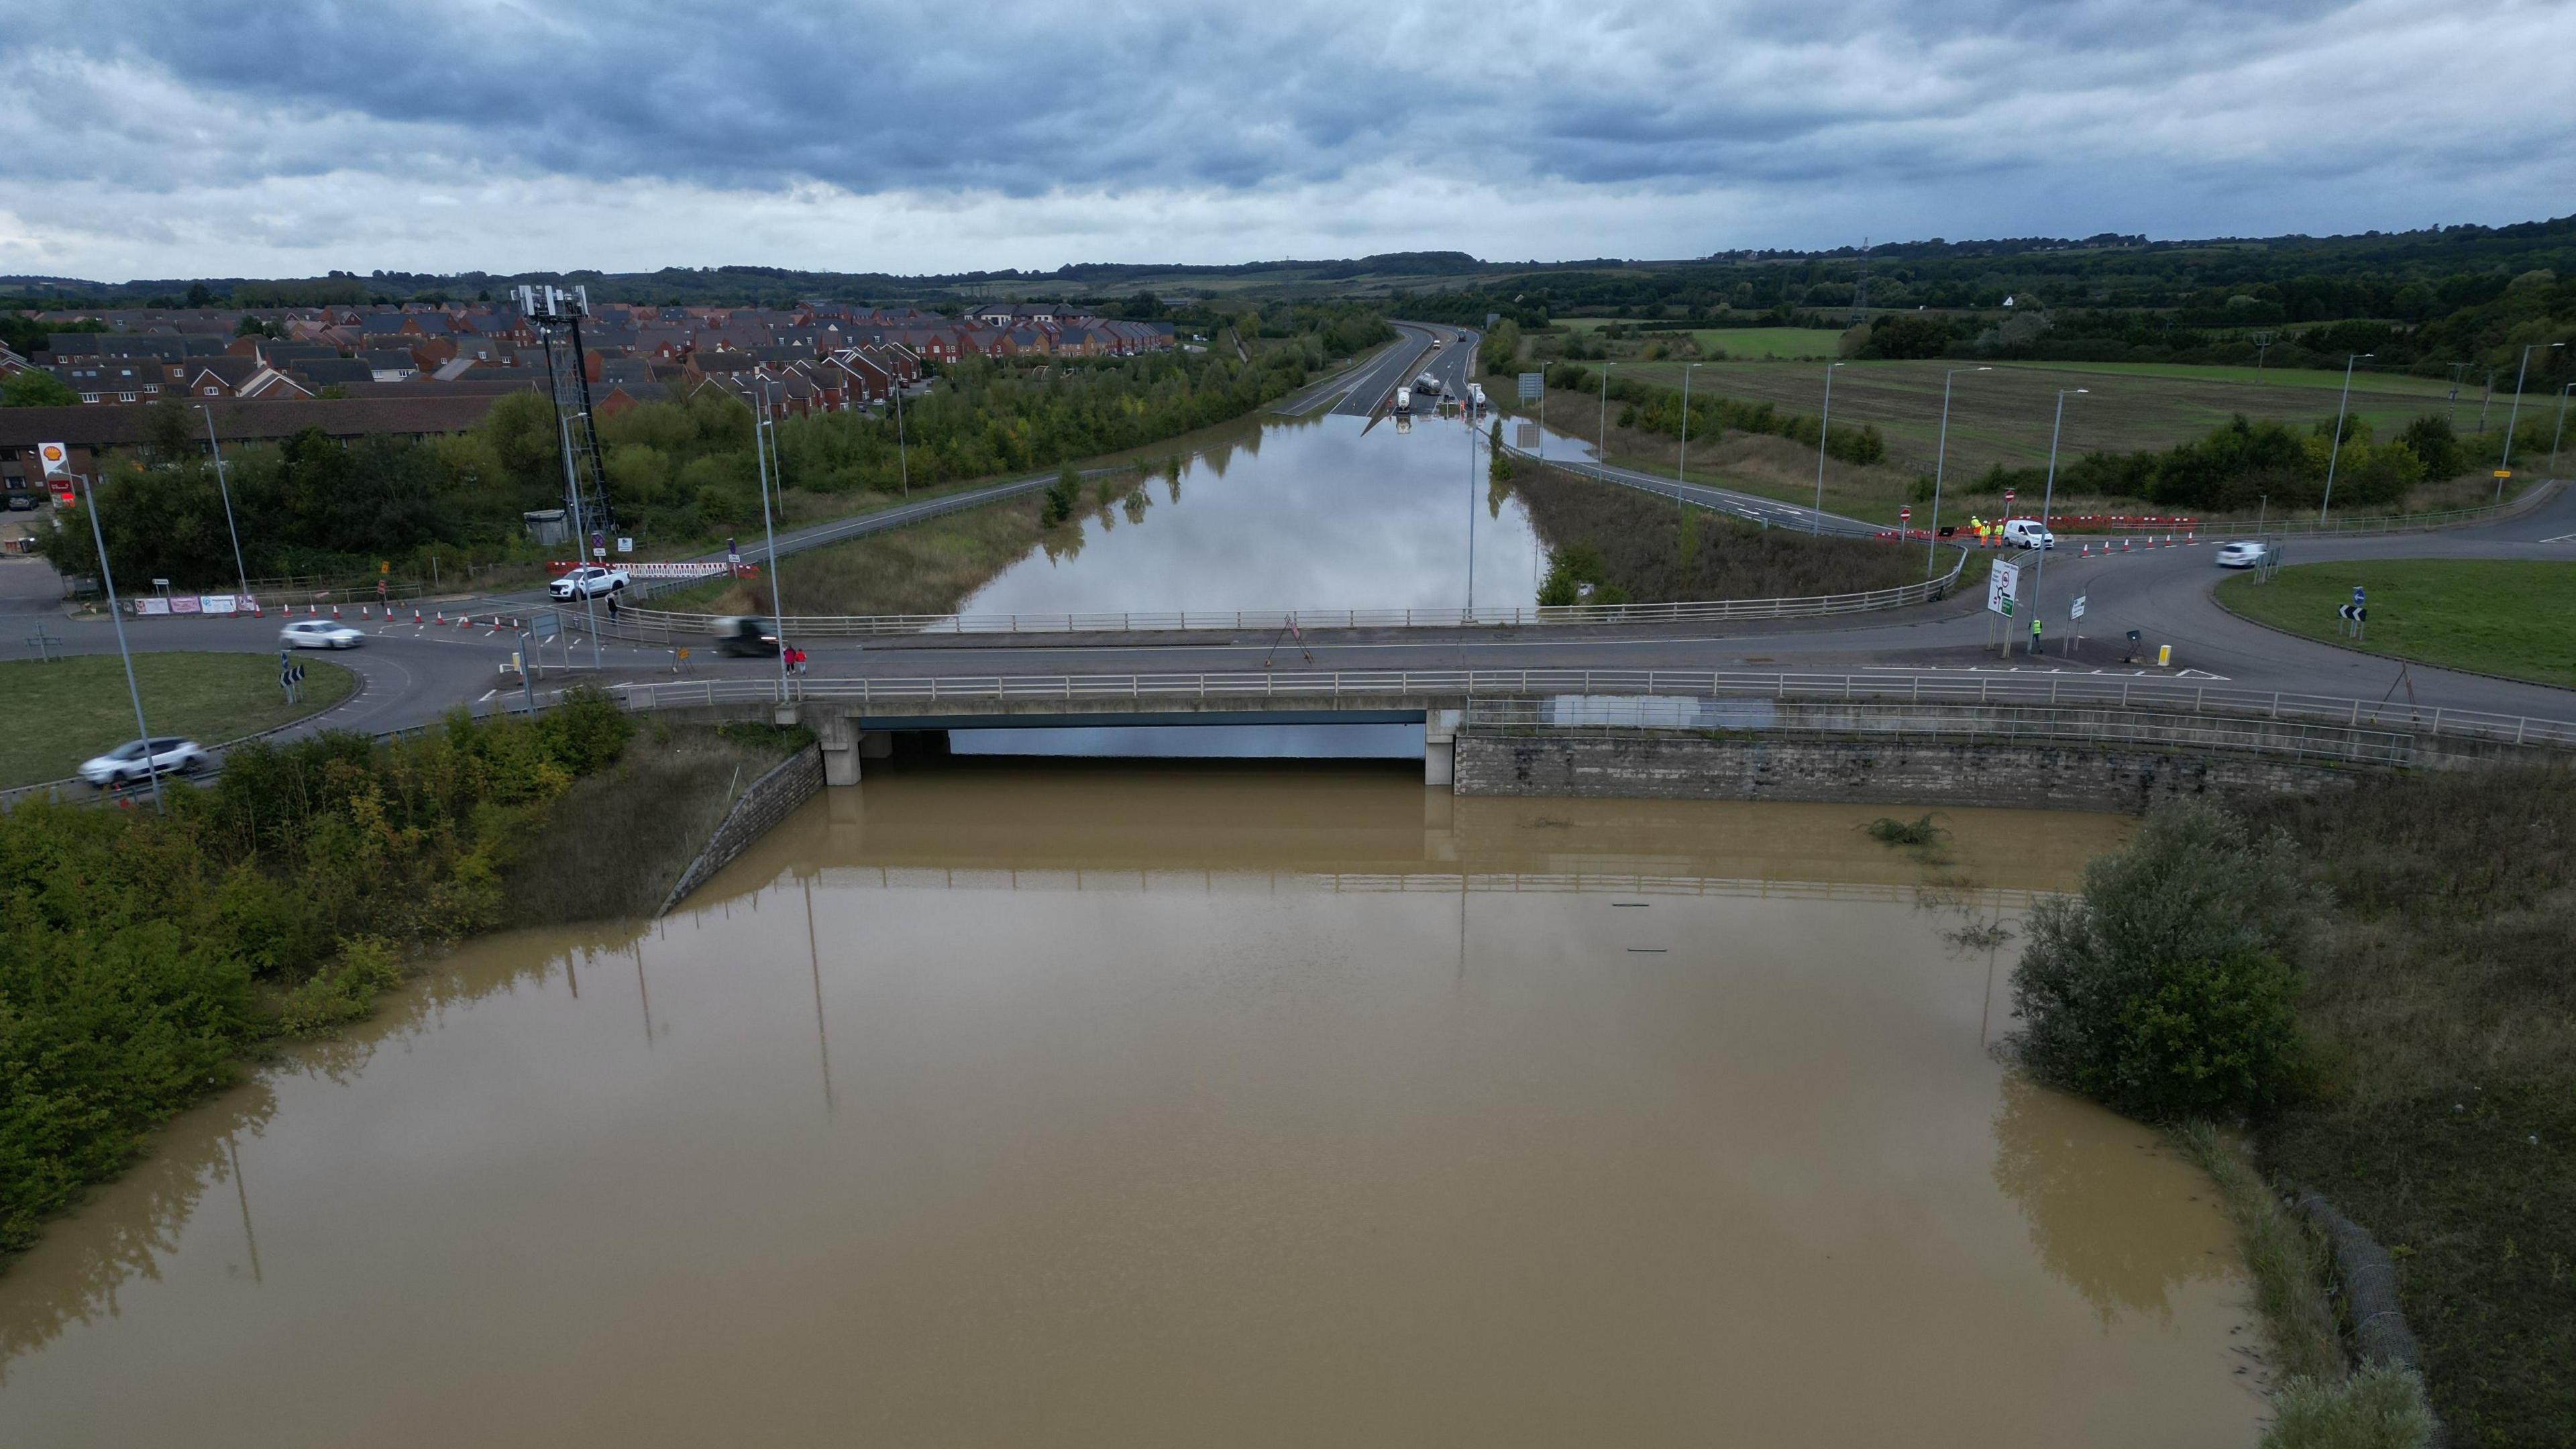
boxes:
[281,619,366,648]
[2214,540,2269,569]
[78,737,211,788]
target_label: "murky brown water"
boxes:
[0,770,2266,1448]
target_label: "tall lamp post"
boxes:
[2499,341,2566,498]
[892,373,910,497]
[2549,381,2574,478]
[751,381,790,686]
[1595,362,1615,484]
[2317,352,2373,523]
[1812,361,1845,534]
[78,474,163,812]
[1675,361,1703,488]
[2026,387,2086,655]
[1464,415,1479,619]
[197,405,252,602]
[1927,366,1990,575]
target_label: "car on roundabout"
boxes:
[2214,540,2270,569]
[549,566,631,600]
[280,619,366,648]
[710,615,782,657]
[78,737,212,789]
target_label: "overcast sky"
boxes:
[3,0,2568,283]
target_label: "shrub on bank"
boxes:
[0,687,634,1259]
[2011,799,2314,1122]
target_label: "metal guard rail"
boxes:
[609,668,2576,751]
[602,551,1970,640]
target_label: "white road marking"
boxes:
[2540,531,2576,543]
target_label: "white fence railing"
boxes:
[603,551,1971,641]
[608,667,2576,751]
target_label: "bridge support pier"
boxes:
[816,711,894,786]
[1424,708,1460,788]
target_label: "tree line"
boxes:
[38,307,1390,588]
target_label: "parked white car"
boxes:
[2214,540,2269,569]
[280,619,366,649]
[2000,519,2057,549]
[549,566,631,600]
[79,737,211,788]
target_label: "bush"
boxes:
[2262,1365,2435,1449]
[2011,799,2313,1122]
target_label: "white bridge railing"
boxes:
[611,667,2576,751]
[603,551,1971,641]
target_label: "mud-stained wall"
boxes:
[1454,732,2361,813]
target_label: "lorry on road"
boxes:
[1393,386,1411,416]
[1414,371,1443,396]
[1468,382,1487,411]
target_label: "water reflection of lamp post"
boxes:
[1464,416,1479,620]
[1676,360,1703,486]
[1928,366,1989,575]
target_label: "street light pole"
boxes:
[1464,416,1478,619]
[198,405,251,602]
[751,382,790,687]
[1929,365,1989,576]
[1812,361,1845,534]
[1676,361,1701,487]
[79,474,163,812]
[2550,382,2574,478]
[2027,387,2085,655]
[1595,362,1615,484]
[892,374,910,497]
[2317,352,2373,523]
[2499,341,2565,498]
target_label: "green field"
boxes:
[1560,321,1847,360]
[2217,559,2576,686]
[0,651,359,788]
[1607,357,2496,478]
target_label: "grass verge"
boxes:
[2173,1124,2345,1386]
[0,652,358,788]
[1503,460,1943,602]
[669,492,1068,617]
[2245,766,2576,1445]
[2217,559,2576,688]
[500,722,806,925]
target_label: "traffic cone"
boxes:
[435,610,445,625]
[2079,541,2090,558]
[332,604,341,618]
[413,608,423,623]
[360,605,370,619]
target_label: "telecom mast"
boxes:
[517,283,617,541]
[1851,237,1870,326]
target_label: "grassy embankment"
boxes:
[0,692,798,1264]
[2218,560,2576,688]
[1502,460,1953,603]
[0,653,358,788]
[2245,769,2576,1446]
[2013,777,2575,1445]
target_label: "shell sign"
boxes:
[36,441,71,478]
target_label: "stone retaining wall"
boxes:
[1454,731,2362,812]
[656,744,825,915]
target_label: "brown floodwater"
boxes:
[0,769,2268,1448]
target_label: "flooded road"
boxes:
[0,771,2265,1448]
[958,411,1550,614]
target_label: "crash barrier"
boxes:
[586,552,1971,644]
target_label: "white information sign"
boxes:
[1986,559,2021,617]
[2070,594,2087,621]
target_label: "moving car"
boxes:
[280,619,365,649]
[710,615,781,657]
[79,737,211,788]
[549,565,631,600]
[2214,539,2270,569]
[2000,519,2057,549]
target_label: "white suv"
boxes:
[549,566,631,600]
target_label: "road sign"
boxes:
[1986,559,2021,617]
[2070,594,2087,620]
[2339,602,2367,623]
[1517,371,1544,402]
[2494,469,2513,479]
[378,559,390,575]
[616,536,634,554]
[1900,505,1912,525]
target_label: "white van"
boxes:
[2000,519,2056,549]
